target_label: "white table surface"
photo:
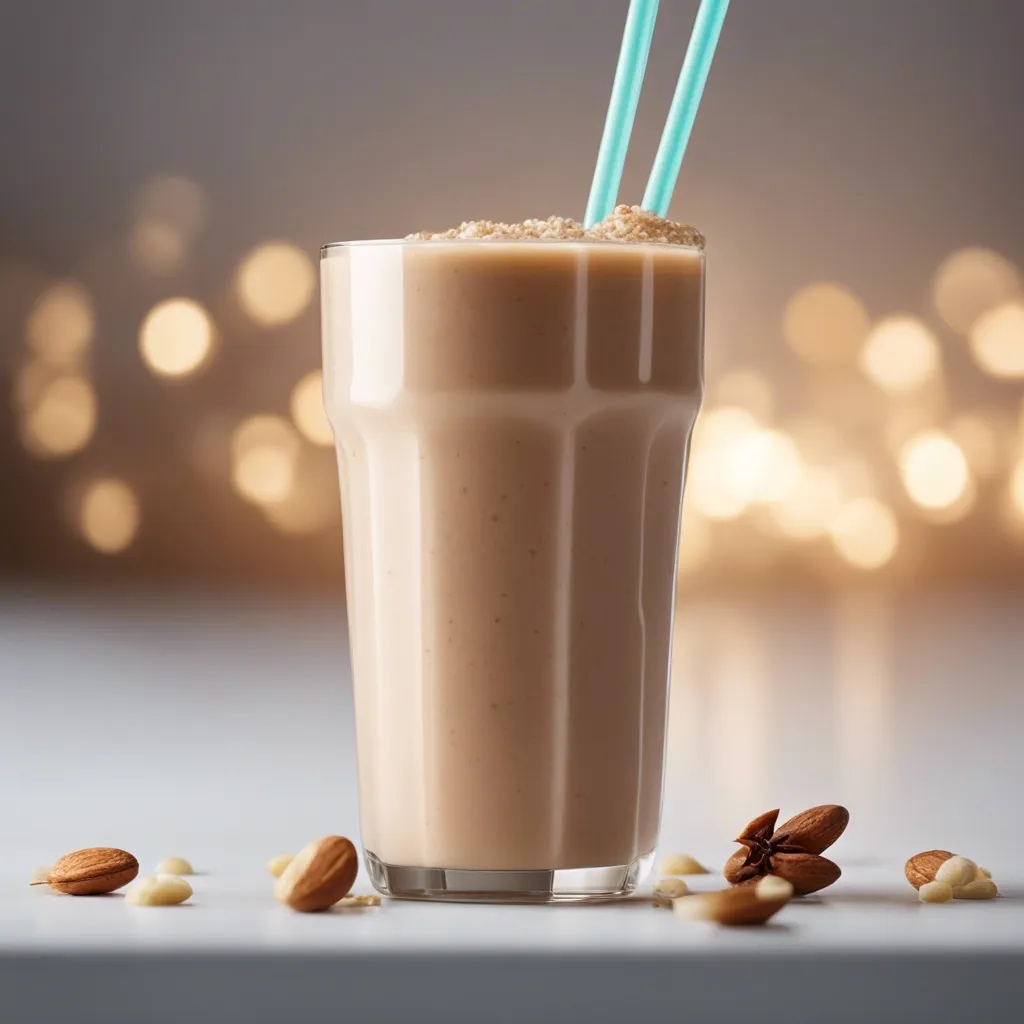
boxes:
[2,587,1023,1023]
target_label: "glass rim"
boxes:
[321,238,705,257]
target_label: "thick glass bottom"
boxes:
[365,849,654,903]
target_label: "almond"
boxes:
[675,883,791,926]
[274,836,359,912]
[774,805,849,855]
[763,852,841,895]
[905,850,955,890]
[47,847,139,896]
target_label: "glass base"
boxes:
[365,849,654,903]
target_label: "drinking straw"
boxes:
[584,0,661,228]
[642,0,730,216]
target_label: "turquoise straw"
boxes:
[642,0,730,216]
[584,0,660,228]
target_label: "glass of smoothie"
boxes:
[321,209,704,901]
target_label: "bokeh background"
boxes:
[2,0,1024,590]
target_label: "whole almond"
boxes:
[274,836,358,913]
[774,805,849,855]
[48,848,139,896]
[769,852,842,895]
[905,850,955,890]
[675,884,790,926]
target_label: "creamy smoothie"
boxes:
[321,207,704,900]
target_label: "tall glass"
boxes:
[321,238,704,901]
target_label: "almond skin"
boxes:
[676,884,790,926]
[905,850,955,890]
[769,852,842,895]
[48,848,139,896]
[274,836,359,913]
[774,805,849,855]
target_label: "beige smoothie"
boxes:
[321,207,704,899]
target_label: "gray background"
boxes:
[2,0,1023,586]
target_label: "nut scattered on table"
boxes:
[45,848,139,896]
[657,853,709,876]
[29,865,52,884]
[155,856,194,876]
[274,836,359,913]
[934,856,976,889]
[125,874,193,906]
[724,805,848,895]
[951,876,999,900]
[905,850,999,900]
[267,853,295,878]
[336,893,382,908]
[918,880,954,903]
[675,877,792,926]
[653,877,688,900]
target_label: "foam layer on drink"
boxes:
[410,204,704,249]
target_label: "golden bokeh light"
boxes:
[236,242,316,326]
[135,174,208,238]
[1009,459,1024,519]
[709,367,775,421]
[769,466,845,540]
[262,451,338,535]
[725,429,803,504]
[78,478,140,554]
[948,414,1001,479]
[782,283,870,365]
[687,406,761,520]
[968,300,1024,378]
[829,497,899,570]
[290,370,333,446]
[130,219,186,276]
[677,503,711,573]
[19,375,97,458]
[898,431,970,511]
[932,247,1021,334]
[139,298,215,378]
[14,359,53,414]
[859,315,940,393]
[231,414,301,506]
[26,281,94,366]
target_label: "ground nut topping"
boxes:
[410,206,704,249]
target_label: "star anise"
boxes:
[724,804,849,895]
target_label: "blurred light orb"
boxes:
[782,283,870,365]
[14,359,53,414]
[693,405,760,451]
[898,431,970,510]
[78,478,140,554]
[139,298,214,377]
[710,367,775,421]
[263,452,338,535]
[1010,460,1024,518]
[26,281,94,366]
[231,414,300,506]
[687,406,761,520]
[859,315,940,392]
[677,504,711,573]
[725,429,803,504]
[686,452,748,520]
[236,242,316,326]
[948,414,1001,479]
[968,300,1024,378]
[20,375,97,457]
[131,219,186,276]
[932,247,1021,334]
[290,370,334,446]
[829,497,899,570]
[135,174,208,238]
[769,466,844,540]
